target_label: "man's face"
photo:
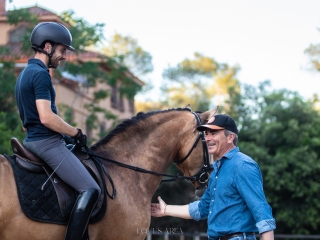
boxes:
[204,129,232,159]
[50,44,67,68]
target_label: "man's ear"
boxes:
[227,133,235,144]
[44,42,52,53]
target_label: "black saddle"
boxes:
[7,137,107,225]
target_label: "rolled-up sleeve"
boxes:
[256,218,276,234]
[189,201,201,220]
[189,184,211,221]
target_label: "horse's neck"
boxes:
[94,111,192,195]
[101,130,177,174]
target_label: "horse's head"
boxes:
[172,107,218,198]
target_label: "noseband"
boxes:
[173,112,213,188]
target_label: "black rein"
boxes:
[81,111,212,199]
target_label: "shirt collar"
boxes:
[222,146,239,160]
[213,147,239,170]
[28,58,49,72]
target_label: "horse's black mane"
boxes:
[91,107,191,150]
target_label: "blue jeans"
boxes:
[209,233,256,240]
[228,235,256,240]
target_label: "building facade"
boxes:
[0,0,144,141]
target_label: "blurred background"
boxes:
[1,0,320,238]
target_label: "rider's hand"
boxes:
[150,196,167,217]
[72,128,87,147]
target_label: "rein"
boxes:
[82,111,213,199]
[165,112,213,186]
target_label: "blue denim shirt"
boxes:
[189,147,276,238]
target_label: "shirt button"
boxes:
[209,211,212,214]
[212,200,214,202]
[214,188,216,190]
[216,176,218,178]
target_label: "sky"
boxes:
[6,0,320,102]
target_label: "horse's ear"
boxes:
[185,104,191,110]
[199,106,219,123]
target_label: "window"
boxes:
[119,95,124,112]
[129,98,135,114]
[100,121,107,137]
[9,26,26,43]
[85,124,92,140]
[111,85,118,108]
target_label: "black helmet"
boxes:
[30,22,75,51]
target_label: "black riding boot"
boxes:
[65,188,100,240]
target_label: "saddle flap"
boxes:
[11,137,44,165]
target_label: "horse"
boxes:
[0,107,216,240]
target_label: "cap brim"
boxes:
[65,45,76,51]
[197,125,224,131]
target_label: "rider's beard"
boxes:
[50,56,64,69]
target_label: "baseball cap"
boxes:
[197,114,238,135]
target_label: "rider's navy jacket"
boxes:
[189,147,276,238]
[15,58,60,141]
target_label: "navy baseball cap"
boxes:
[197,114,238,135]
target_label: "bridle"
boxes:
[169,111,213,188]
[82,111,213,198]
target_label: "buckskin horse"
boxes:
[0,107,217,240]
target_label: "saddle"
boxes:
[8,137,107,225]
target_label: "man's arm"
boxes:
[261,230,274,240]
[151,196,192,219]
[36,99,78,137]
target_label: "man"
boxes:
[15,22,101,240]
[151,114,276,240]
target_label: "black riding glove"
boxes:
[72,128,87,147]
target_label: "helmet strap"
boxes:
[47,43,57,68]
[33,43,58,68]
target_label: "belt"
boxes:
[220,232,256,240]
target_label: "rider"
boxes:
[14,22,101,240]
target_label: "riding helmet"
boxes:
[30,22,75,51]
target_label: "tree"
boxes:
[102,33,154,97]
[0,61,25,153]
[103,33,153,77]
[161,52,240,112]
[305,31,320,72]
[232,81,320,234]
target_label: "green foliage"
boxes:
[57,103,75,126]
[235,81,320,234]
[103,33,153,96]
[161,52,240,112]
[58,12,143,131]
[305,33,320,72]
[0,61,25,153]
[59,10,105,51]
[56,15,144,131]
[84,103,118,143]
[0,112,25,154]
[103,33,153,77]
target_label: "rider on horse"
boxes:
[14,22,101,240]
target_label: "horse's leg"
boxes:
[0,155,65,240]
